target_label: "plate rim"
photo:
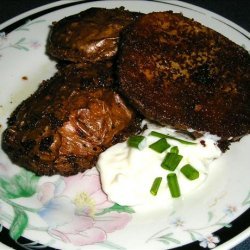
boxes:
[0,0,249,36]
[0,0,249,249]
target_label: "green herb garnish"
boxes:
[170,146,179,154]
[127,135,146,150]
[181,164,199,180]
[150,131,196,145]
[161,153,183,171]
[167,173,181,198]
[149,138,170,153]
[150,177,162,196]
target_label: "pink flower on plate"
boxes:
[49,214,106,245]
[49,211,131,246]
[29,40,41,49]
[37,167,133,246]
[199,234,220,249]
[224,205,237,216]
[62,167,113,217]
[171,217,185,228]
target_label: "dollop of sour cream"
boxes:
[97,121,222,208]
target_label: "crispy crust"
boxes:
[47,7,143,63]
[118,11,250,140]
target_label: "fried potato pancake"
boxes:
[118,11,250,140]
[2,62,142,176]
[47,7,142,63]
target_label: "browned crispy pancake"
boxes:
[118,11,250,141]
[47,7,143,63]
[2,62,142,176]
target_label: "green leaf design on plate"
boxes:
[0,169,39,199]
[9,207,28,240]
[97,240,126,250]
[96,203,135,216]
[11,45,29,51]
[157,233,181,245]
[10,38,29,51]
[16,20,46,31]
[0,37,29,52]
[189,231,198,241]
[208,211,213,222]
[242,191,250,206]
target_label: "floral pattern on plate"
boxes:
[0,19,46,57]
[0,166,134,248]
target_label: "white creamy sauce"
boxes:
[97,121,222,208]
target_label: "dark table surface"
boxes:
[0,0,249,250]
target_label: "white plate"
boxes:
[0,1,249,249]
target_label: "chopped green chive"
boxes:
[150,131,196,145]
[149,138,170,153]
[167,173,181,198]
[150,177,162,196]
[161,153,183,171]
[149,131,168,139]
[127,135,146,150]
[181,164,199,180]
[170,146,179,154]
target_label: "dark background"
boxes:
[0,0,250,32]
[0,0,249,250]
